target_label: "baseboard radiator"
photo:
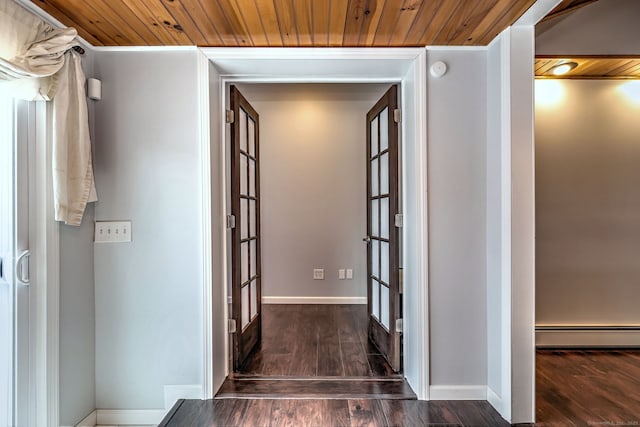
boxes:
[536,325,640,348]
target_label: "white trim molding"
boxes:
[487,387,508,419]
[196,49,214,401]
[262,296,367,305]
[429,385,487,401]
[201,47,426,61]
[536,326,640,348]
[206,47,429,402]
[73,410,96,427]
[426,45,488,51]
[96,409,167,426]
[91,46,198,53]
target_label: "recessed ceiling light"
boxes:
[550,61,578,76]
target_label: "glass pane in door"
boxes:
[379,107,388,151]
[371,159,378,196]
[248,116,255,157]
[240,109,247,152]
[371,199,379,237]
[381,285,390,329]
[241,284,249,328]
[371,279,379,319]
[370,116,378,156]
[380,198,389,239]
[380,153,389,195]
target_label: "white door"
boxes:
[0,95,33,427]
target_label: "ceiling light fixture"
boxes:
[549,61,578,76]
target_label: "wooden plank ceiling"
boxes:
[31,0,537,47]
[535,57,640,79]
[539,0,599,23]
[534,0,639,80]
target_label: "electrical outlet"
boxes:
[338,269,346,279]
[313,269,324,280]
[95,221,132,243]
[346,268,353,279]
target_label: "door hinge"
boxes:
[228,319,237,333]
[226,109,235,124]
[227,214,236,229]
[393,109,401,123]
[395,213,404,228]
[395,318,403,334]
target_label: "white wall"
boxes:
[235,83,388,300]
[536,0,640,55]
[58,49,96,426]
[485,26,536,424]
[486,34,507,407]
[426,49,487,387]
[536,79,640,326]
[93,50,203,410]
[508,26,536,425]
[59,210,96,425]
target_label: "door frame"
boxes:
[199,48,429,400]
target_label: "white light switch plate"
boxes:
[313,269,324,280]
[346,269,353,279]
[95,221,132,243]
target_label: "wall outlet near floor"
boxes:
[338,269,346,279]
[95,221,132,243]
[313,268,325,280]
[346,268,353,279]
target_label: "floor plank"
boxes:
[380,400,463,426]
[348,399,388,427]
[536,350,640,426]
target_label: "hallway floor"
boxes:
[238,304,396,377]
[536,349,640,426]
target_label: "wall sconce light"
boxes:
[549,61,578,76]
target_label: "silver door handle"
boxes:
[15,249,30,285]
[363,236,371,244]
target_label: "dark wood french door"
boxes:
[230,85,262,371]
[366,85,401,372]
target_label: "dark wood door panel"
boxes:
[366,85,401,372]
[230,85,262,371]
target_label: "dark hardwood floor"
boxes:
[159,398,510,427]
[536,349,640,426]
[239,304,396,377]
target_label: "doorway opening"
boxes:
[222,82,409,394]
[533,1,640,424]
[201,47,429,400]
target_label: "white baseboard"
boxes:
[262,296,367,304]
[536,326,640,347]
[96,409,167,426]
[428,385,487,400]
[70,410,97,427]
[164,384,203,410]
[487,387,510,422]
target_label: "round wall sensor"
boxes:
[430,61,447,78]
